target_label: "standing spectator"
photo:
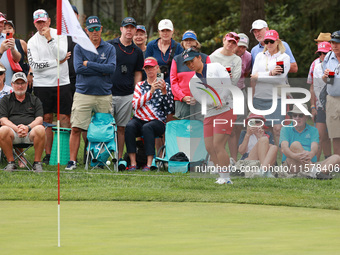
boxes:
[107,17,144,170]
[185,48,236,185]
[209,32,242,162]
[251,30,290,146]
[0,72,45,172]
[170,30,210,120]
[3,20,32,89]
[280,104,338,179]
[308,32,331,123]
[133,25,147,56]
[145,19,183,84]
[125,57,174,171]
[0,63,13,98]
[311,42,332,161]
[66,16,116,170]
[322,30,340,156]
[0,12,22,86]
[27,9,71,165]
[250,19,298,73]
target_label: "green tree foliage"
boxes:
[156,0,340,78]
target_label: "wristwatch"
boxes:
[27,125,32,132]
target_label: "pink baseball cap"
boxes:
[264,30,279,41]
[315,41,331,54]
[0,12,7,22]
[225,32,240,43]
[143,58,158,68]
[33,9,49,23]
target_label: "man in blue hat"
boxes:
[107,17,144,170]
[66,16,116,170]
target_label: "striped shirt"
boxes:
[133,80,174,122]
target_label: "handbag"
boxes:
[6,49,23,72]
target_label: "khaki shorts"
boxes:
[71,93,112,130]
[11,128,33,144]
[112,94,133,127]
[326,95,340,139]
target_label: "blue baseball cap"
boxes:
[182,48,200,63]
[72,5,79,14]
[136,25,146,33]
[182,31,197,41]
[121,17,136,27]
[86,16,101,29]
[330,31,340,43]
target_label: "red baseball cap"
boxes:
[315,41,331,54]
[264,30,279,41]
[143,58,158,68]
[0,12,7,22]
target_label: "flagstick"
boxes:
[56,0,62,247]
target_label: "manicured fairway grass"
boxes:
[1,201,339,255]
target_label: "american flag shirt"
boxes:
[133,80,174,122]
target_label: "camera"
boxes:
[121,65,128,74]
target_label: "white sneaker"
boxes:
[230,157,236,166]
[215,178,233,185]
[65,161,77,170]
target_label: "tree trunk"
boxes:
[240,0,265,49]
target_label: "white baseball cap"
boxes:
[250,19,268,33]
[158,19,173,31]
[11,72,27,83]
[237,33,249,48]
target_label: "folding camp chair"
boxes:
[156,120,208,173]
[85,113,118,171]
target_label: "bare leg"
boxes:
[30,125,46,162]
[0,126,15,162]
[128,153,137,166]
[44,113,54,155]
[69,127,83,161]
[117,126,125,159]
[332,138,340,156]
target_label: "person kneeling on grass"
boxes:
[125,57,174,172]
[238,113,278,178]
[279,104,340,179]
[0,72,45,172]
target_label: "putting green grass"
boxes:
[1,201,339,255]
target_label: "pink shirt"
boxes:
[237,50,251,89]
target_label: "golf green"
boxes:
[1,201,339,255]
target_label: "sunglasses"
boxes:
[226,33,240,41]
[318,52,327,56]
[34,13,48,20]
[0,13,7,19]
[87,26,101,32]
[292,114,304,118]
[248,119,263,126]
[0,71,5,75]
[264,40,276,44]
[331,31,340,40]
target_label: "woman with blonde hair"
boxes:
[250,30,290,146]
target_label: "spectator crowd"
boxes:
[0,8,339,184]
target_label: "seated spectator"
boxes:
[279,104,340,179]
[125,57,174,171]
[238,113,278,177]
[0,63,13,98]
[0,72,45,172]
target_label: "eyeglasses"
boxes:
[264,40,275,44]
[0,71,5,75]
[33,12,48,20]
[226,32,240,41]
[292,114,304,118]
[87,26,101,32]
[331,31,340,40]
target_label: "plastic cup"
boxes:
[328,71,335,85]
[226,67,231,74]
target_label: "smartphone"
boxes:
[157,73,164,82]
[6,32,13,39]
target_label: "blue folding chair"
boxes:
[156,120,208,173]
[85,113,118,171]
